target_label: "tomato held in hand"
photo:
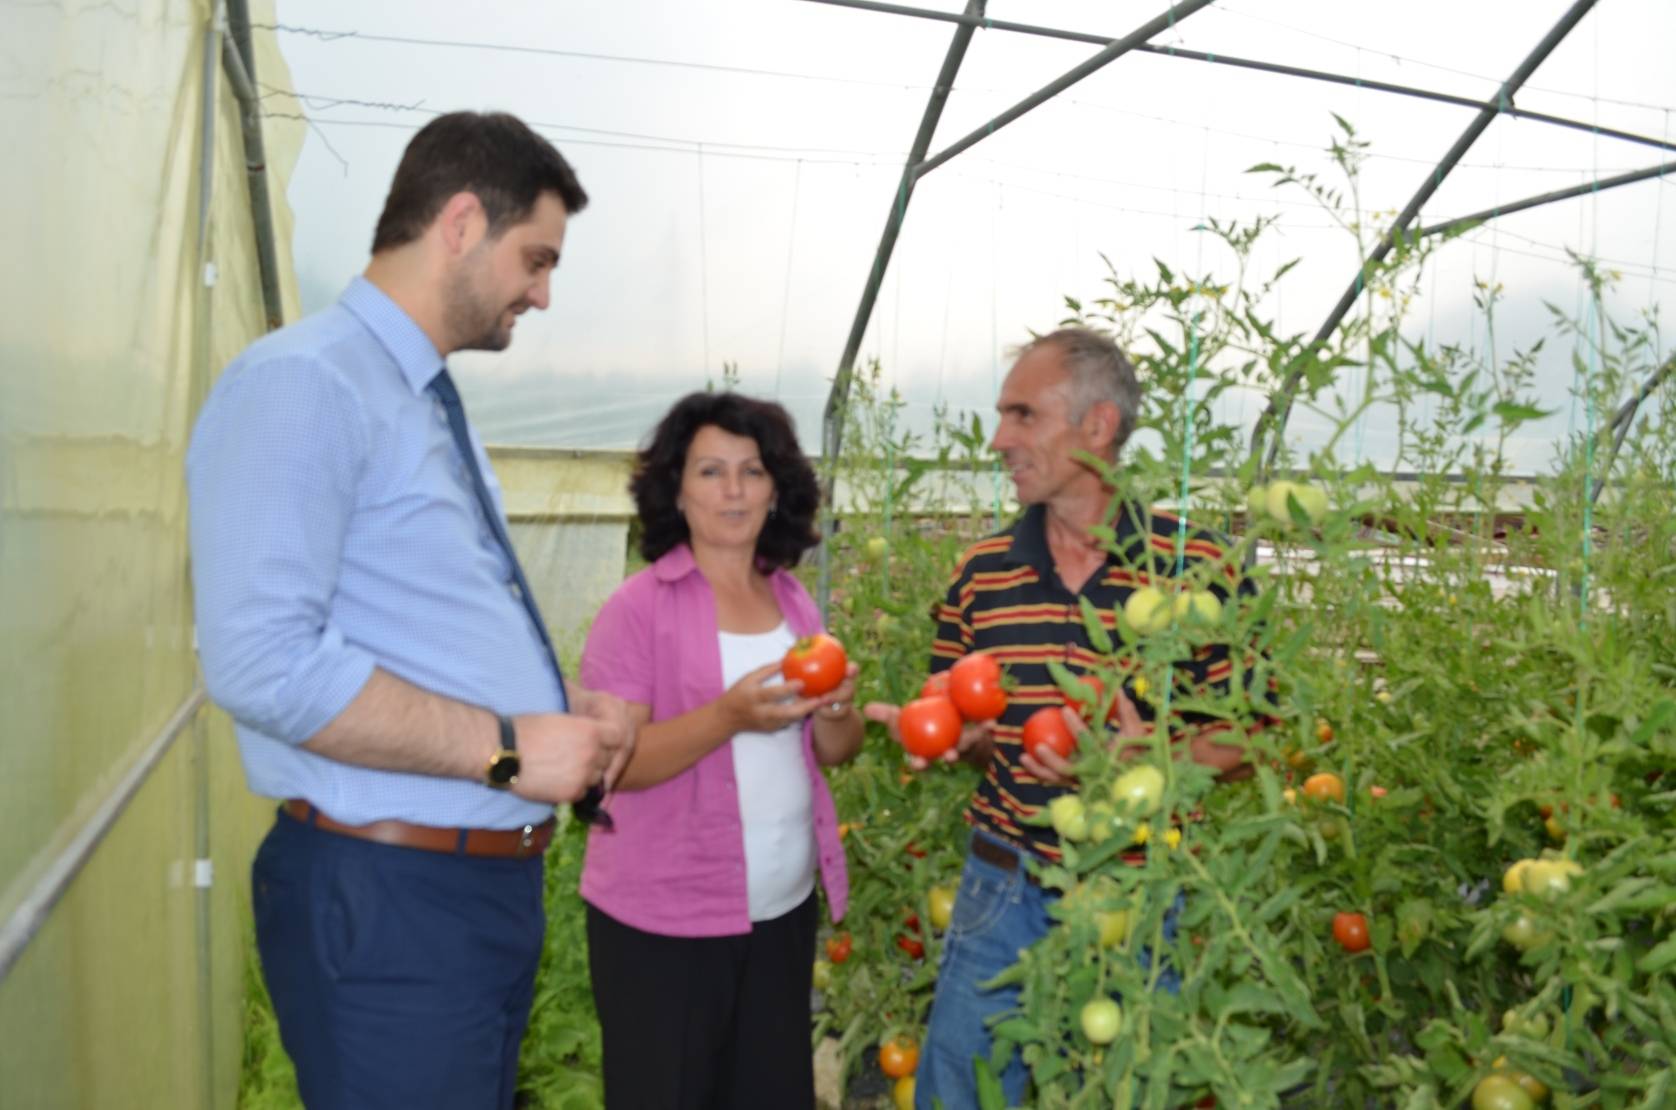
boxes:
[879,1038,919,1079]
[899,695,962,760]
[920,671,950,698]
[783,633,848,698]
[826,932,852,964]
[1022,706,1077,763]
[947,652,1007,721]
[1332,911,1371,953]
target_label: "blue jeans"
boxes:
[916,831,1180,1110]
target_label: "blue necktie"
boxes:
[428,368,610,827]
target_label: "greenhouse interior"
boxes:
[2,1,1672,1107]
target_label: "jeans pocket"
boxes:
[947,852,1018,941]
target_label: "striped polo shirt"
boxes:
[931,499,1275,863]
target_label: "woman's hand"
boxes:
[812,662,861,723]
[718,662,824,734]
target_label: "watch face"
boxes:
[487,751,521,788]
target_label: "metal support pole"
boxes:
[1590,352,1676,504]
[1248,0,1599,473]
[814,0,987,617]
[1415,161,1673,239]
[799,0,1676,158]
[0,688,208,985]
[224,0,284,331]
[914,0,1219,178]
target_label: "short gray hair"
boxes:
[1017,327,1140,456]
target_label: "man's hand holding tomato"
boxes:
[1020,684,1150,787]
[863,699,995,772]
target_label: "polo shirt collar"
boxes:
[338,275,446,396]
[1003,497,1143,571]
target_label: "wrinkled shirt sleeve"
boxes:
[187,356,378,743]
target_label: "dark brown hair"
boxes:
[371,112,588,253]
[633,393,820,569]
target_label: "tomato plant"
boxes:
[898,695,961,760]
[1022,706,1077,762]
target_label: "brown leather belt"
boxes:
[970,834,1042,885]
[283,800,554,859]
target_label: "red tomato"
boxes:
[826,932,852,964]
[895,933,925,960]
[947,652,1007,721]
[899,696,962,760]
[879,1038,920,1079]
[902,841,927,859]
[1022,706,1077,763]
[1303,772,1346,805]
[920,671,950,698]
[783,633,848,698]
[1332,911,1371,953]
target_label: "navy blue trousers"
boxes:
[252,807,547,1110]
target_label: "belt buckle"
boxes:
[518,824,535,856]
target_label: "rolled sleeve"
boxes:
[187,356,377,742]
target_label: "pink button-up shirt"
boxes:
[578,544,849,937]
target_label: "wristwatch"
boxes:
[484,714,521,789]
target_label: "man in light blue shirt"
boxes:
[187,111,633,1110]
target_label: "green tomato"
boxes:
[1079,997,1122,1045]
[812,959,832,991]
[866,536,889,559]
[1111,764,1165,817]
[1471,1074,1537,1110]
[1293,484,1328,523]
[1170,589,1222,624]
[1500,913,1550,952]
[1123,587,1171,635]
[1264,480,1299,522]
[1049,795,1090,842]
[1245,483,1268,521]
[1522,859,1582,899]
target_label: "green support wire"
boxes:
[1156,309,1204,731]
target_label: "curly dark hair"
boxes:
[633,392,820,569]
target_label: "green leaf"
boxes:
[1079,596,1114,654]
[974,1056,1007,1110]
[1637,935,1676,974]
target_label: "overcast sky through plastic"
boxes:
[275,0,1676,473]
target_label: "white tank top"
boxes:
[717,622,816,922]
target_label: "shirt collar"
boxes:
[338,276,446,396]
[652,543,700,582]
[1003,498,1142,571]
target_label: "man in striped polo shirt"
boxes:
[865,327,1272,1109]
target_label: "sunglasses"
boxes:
[573,783,614,831]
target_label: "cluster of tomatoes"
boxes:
[897,652,1008,760]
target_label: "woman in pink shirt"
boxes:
[578,391,862,1107]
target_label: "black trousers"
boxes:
[586,892,819,1109]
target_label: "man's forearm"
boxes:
[302,668,499,780]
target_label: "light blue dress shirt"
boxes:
[187,277,562,829]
